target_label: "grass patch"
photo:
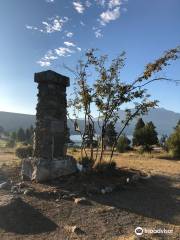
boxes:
[0,139,7,148]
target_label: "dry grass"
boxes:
[0,140,7,148]
[114,151,180,176]
[0,147,180,240]
[0,148,20,167]
[0,147,179,177]
[68,148,180,177]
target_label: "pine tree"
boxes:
[133,119,158,151]
[27,125,34,144]
[167,123,180,157]
[117,134,131,153]
[17,128,26,142]
[11,131,17,142]
[146,121,158,145]
[175,120,180,130]
[25,128,31,143]
[141,121,158,151]
[0,126,4,134]
[132,118,145,146]
[104,122,117,147]
[160,134,168,150]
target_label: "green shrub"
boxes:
[5,140,16,148]
[71,147,78,153]
[15,145,33,159]
[116,135,131,153]
[132,120,158,151]
[166,126,180,158]
[95,160,117,173]
[139,145,153,153]
[159,134,168,151]
[79,156,94,170]
[84,139,98,148]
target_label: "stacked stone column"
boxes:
[34,70,69,160]
[21,70,77,182]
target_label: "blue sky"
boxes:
[0,0,179,115]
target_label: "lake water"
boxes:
[70,134,82,143]
[70,134,162,147]
[70,134,134,146]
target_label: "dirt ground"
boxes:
[0,148,179,240]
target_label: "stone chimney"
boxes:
[21,70,77,182]
[34,70,70,159]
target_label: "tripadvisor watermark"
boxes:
[135,226,173,236]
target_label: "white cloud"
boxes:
[46,0,54,2]
[64,41,76,47]
[55,47,74,57]
[85,0,91,7]
[73,1,85,14]
[42,16,68,33]
[43,50,58,60]
[95,29,103,38]
[37,42,82,67]
[26,25,38,30]
[37,50,57,67]
[100,7,120,25]
[37,60,51,67]
[95,0,106,7]
[80,21,85,26]
[66,32,74,38]
[26,16,68,33]
[108,0,122,8]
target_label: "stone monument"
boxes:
[21,70,77,182]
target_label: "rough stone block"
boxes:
[51,120,64,133]
[21,158,33,181]
[21,156,77,182]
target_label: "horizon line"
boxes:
[0,107,180,116]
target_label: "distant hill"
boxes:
[0,112,35,132]
[118,108,180,136]
[0,108,180,135]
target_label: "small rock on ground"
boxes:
[0,182,8,190]
[65,225,85,235]
[74,197,91,205]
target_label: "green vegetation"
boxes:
[71,147,78,153]
[16,125,34,144]
[3,125,34,149]
[133,119,158,152]
[15,145,33,159]
[0,139,7,148]
[0,126,5,134]
[159,134,168,151]
[104,122,117,148]
[166,120,180,158]
[5,140,16,148]
[116,135,131,153]
[132,118,145,146]
[94,161,117,173]
[79,156,94,170]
